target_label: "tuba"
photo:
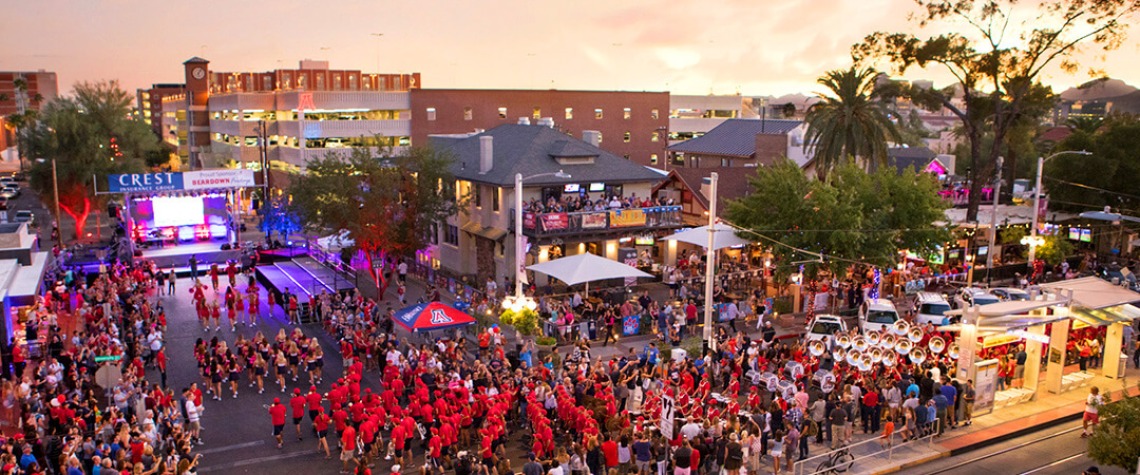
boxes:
[867,331,882,347]
[808,340,826,357]
[908,326,924,343]
[837,334,852,349]
[832,347,846,362]
[858,354,873,372]
[882,333,897,349]
[929,336,946,354]
[881,349,898,367]
[910,347,927,365]
[892,319,911,336]
[948,342,960,360]
[869,347,884,363]
[896,338,913,355]
[846,350,862,366]
[853,337,870,353]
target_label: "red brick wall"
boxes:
[754,133,788,166]
[411,89,669,167]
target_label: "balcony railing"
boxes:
[520,206,683,237]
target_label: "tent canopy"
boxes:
[527,253,652,287]
[944,299,1068,317]
[660,223,751,250]
[1039,276,1140,310]
[392,302,476,333]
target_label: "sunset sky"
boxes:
[3,0,1138,97]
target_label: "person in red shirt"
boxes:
[340,424,358,473]
[269,398,287,449]
[306,386,323,423]
[314,407,331,459]
[391,419,407,466]
[290,388,307,441]
[601,434,619,470]
[427,427,443,471]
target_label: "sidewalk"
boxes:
[817,365,1140,475]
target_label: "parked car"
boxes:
[13,210,33,226]
[806,314,848,342]
[0,186,17,199]
[858,298,900,333]
[913,292,955,325]
[990,287,1029,301]
[954,287,1001,309]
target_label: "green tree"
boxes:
[726,159,949,278]
[1046,114,1140,212]
[855,0,1139,221]
[1088,392,1140,473]
[288,144,463,273]
[803,66,902,178]
[1034,235,1075,265]
[25,81,157,239]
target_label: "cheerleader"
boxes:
[227,355,242,398]
[248,285,261,327]
[307,341,324,385]
[209,263,220,291]
[225,287,237,331]
[209,299,222,332]
[251,353,267,394]
[287,341,301,382]
[274,349,289,393]
[197,300,211,333]
[234,290,246,327]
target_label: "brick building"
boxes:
[136,83,186,140]
[410,89,670,168]
[0,70,58,162]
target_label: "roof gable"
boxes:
[667,119,802,158]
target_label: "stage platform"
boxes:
[254,255,357,319]
[139,242,242,275]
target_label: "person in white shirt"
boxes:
[679,418,703,441]
[1082,386,1104,437]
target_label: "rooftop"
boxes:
[667,118,802,158]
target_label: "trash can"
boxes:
[1121,354,1129,378]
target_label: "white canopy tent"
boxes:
[660,223,752,250]
[527,253,653,290]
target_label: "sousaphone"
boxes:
[908,326,924,343]
[853,336,870,353]
[892,319,911,336]
[808,339,826,357]
[881,349,898,367]
[837,334,852,349]
[867,331,882,347]
[869,347,884,363]
[896,338,913,355]
[948,342,960,360]
[910,347,927,365]
[928,336,947,354]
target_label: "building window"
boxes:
[464,107,473,121]
[721,158,731,167]
[348,75,358,90]
[426,107,437,121]
[474,184,483,209]
[623,154,630,160]
[565,107,573,119]
[623,107,631,119]
[492,187,501,212]
[623,131,631,143]
[498,107,507,119]
[430,224,439,245]
[533,107,541,119]
[651,109,659,119]
[651,131,660,142]
[444,225,459,246]
[650,154,658,164]
[595,108,603,119]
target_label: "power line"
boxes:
[1044,176,1140,202]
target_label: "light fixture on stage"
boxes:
[178,226,195,242]
[209,224,227,239]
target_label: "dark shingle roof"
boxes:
[888,146,937,174]
[667,119,802,157]
[434,124,665,187]
[657,167,757,212]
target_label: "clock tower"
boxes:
[182,57,210,169]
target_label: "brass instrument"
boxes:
[929,336,946,354]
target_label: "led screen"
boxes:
[152,196,205,227]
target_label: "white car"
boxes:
[990,287,1029,301]
[914,292,954,326]
[806,314,848,342]
[858,299,900,333]
[955,288,1001,309]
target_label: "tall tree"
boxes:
[26,81,157,239]
[1088,393,1140,473]
[1045,113,1140,212]
[803,66,902,178]
[726,158,949,278]
[855,0,1139,221]
[288,145,463,281]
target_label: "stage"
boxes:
[139,242,243,274]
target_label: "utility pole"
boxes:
[986,157,1003,286]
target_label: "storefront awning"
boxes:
[1039,276,1140,310]
[944,299,1068,317]
[460,222,508,241]
[7,252,49,307]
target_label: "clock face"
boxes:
[192,67,206,80]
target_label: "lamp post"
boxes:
[985,156,1003,286]
[1028,150,1091,271]
[703,172,718,352]
[508,170,570,311]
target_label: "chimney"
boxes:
[537,117,555,128]
[479,136,493,174]
[582,130,601,148]
[518,117,531,125]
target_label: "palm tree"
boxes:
[803,66,901,178]
[1065,116,1103,135]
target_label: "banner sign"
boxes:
[523,213,536,230]
[609,209,647,228]
[581,212,608,229]
[108,169,255,193]
[623,315,640,336]
[539,213,569,231]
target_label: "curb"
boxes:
[946,411,1082,456]
[870,452,949,475]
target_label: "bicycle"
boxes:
[814,445,855,474]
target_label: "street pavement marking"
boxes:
[194,440,264,455]
[197,447,313,473]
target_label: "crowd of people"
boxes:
[522,193,673,215]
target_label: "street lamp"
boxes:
[1028,150,1091,270]
[504,170,570,312]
